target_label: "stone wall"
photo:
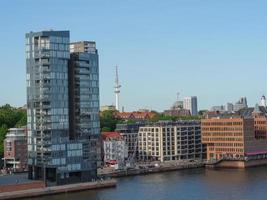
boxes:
[0,181,44,193]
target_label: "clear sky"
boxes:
[0,0,267,111]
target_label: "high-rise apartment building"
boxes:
[26,30,100,185]
[183,96,198,116]
[69,41,100,138]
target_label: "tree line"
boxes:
[100,110,201,132]
[0,104,27,157]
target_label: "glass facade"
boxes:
[26,31,100,185]
[26,31,70,170]
[69,52,100,138]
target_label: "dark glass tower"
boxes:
[26,31,100,185]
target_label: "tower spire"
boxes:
[114,66,121,111]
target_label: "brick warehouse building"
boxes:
[201,107,267,167]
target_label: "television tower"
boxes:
[114,66,121,111]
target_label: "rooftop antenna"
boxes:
[114,66,121,111]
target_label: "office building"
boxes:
[202,112,267,168]
[138,121,205,162]
[26,30,100,185]
[3,128,27,172]
[183,96,198,116]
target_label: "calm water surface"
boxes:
[25,167,267,200]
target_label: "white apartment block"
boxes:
[103,140,128,165]
[138,121,205,162]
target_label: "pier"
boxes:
[0,179,117,200]
[98,161,204,178]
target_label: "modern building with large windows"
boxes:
[26,30,100,185]
[138,121,205,162]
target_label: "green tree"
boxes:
[101,127,111,132]
[0,124,8,157]
[150,112,201,122]
[0,105,27,157]
[100,110,121,132]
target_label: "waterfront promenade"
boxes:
[0,179,116,200]
[98,160,204,177]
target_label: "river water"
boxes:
[25,166,267,200]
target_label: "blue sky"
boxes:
[0,0,267,111]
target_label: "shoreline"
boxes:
[0,179,117,200]
[99,162,204,178]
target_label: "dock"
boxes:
[99,162,204,178]
[0,179,117,200]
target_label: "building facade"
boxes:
[183,96,198,116]
[102,132,128,169]
[138,121,205,162]
[69,41,100,139]
[26,30,100,185]
[3,128,27,172]
[260,95,266,107]
[116,111,156,121]
[201,115,267,164]
[100,105,116,112]
[210,105,225,112]
[115,123,142,161]
[164,98,191,117]
[227,103,234,113]
[234,97,248,112]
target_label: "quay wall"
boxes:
[207,159,267,168]
[0,179,116,200]
[0,181,44,193]
[101,163,204,178]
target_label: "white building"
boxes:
[260,95,266,107]
[102,132,128,168]
[183,96,198,116]
[210,105,225,112]
[138,121,205,162]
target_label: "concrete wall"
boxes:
[0,181,44,193]
[213,159,267,168]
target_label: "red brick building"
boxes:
[3,128,27,172]
[115,111,156,121]
[201,106,267,168]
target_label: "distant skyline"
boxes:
[1,0,267,111]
